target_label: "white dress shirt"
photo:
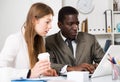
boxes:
[60,32,77,74]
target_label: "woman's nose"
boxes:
[48,24,52,29]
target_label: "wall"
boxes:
[0,0,110,50]
[0,0,29,51]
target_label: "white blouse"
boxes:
[0,30,30,80]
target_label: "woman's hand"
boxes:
[43,68,58,76]
[30,60,51,78]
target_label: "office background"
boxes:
[0,0,110,51]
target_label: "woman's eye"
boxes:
[46,21,50,24]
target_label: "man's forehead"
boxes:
[64,15,78,22]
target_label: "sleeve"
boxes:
[0,67,29,80]
[60,65,68,74]
[93,36,105,63]
[0,34,20,67]
[0,34,29,80]
[46,48,67,74]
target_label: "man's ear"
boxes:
[58,22,62,29]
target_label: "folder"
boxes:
[11,79,47,82]
[104,9,112,33]
[104,39,111,52]
[81,18,88,32]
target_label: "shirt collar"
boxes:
[60,31,77,43]
[60,31,66,41]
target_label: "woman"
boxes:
[0,2,57,79]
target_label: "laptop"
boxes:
[91,45,120,78]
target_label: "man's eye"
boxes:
[68,23,73,26]
[76,22,79,25]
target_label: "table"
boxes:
[48,75,120,82]
[2,75,120,82]
[90,75,120,82]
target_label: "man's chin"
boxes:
[70,35,76,40]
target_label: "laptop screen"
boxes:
[91,45,120,78]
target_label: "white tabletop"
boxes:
[8,75,120,82]
[47,75,120,82]
[90,75,120,82]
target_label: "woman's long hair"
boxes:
[24,3,54,68]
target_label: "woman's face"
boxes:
[34,14,53,36]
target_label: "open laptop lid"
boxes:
[91,45,120,78]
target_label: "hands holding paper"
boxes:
[67,63,98,74]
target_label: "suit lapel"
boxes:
[75,33,86,64]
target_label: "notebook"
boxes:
[91,45,120,78]
[11,79,46,82]
[11,76,65,82]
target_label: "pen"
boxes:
[108,53,112,60]
[107,58,113,64]
[112,57,117,64]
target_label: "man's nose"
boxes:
[73,24,78,30]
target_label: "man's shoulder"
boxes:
[78,32,94,37]
[46,33,58,40]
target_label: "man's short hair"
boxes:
[58,6,79,23]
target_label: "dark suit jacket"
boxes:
[45,32,105,73]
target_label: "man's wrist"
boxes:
[67,66,74,72]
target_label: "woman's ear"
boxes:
[32,17,39,24]
[34,19,39,24]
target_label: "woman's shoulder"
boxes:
[4,31,23,48]
[6,31,22,41]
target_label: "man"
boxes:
[45,6,105,75]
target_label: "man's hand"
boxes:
[67,63,98,74]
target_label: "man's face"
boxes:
[59,14,79,39]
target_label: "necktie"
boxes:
[66,39,73,54]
